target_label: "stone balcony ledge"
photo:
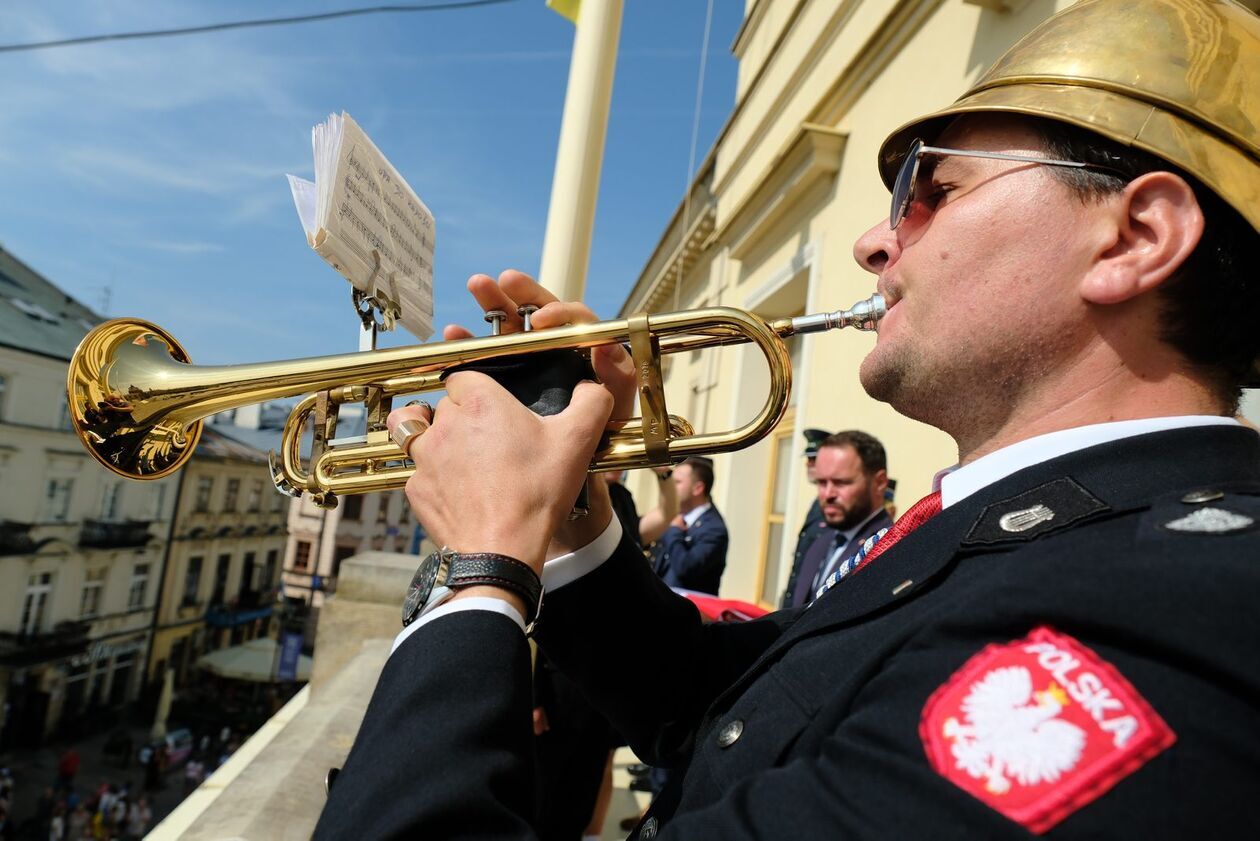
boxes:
[147,550,421,840]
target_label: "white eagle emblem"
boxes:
[942,666,1086,794]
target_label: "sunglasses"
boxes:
[890,138,1121,230]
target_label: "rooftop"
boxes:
[0,245,102,361]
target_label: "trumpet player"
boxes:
[315,0,1260,837]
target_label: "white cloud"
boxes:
[138,239,225,254]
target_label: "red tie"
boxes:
[861,490,942,566]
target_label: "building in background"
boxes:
[281,485,425,647]
[0,246,174,747]
[0,246,295,744]
[146,424,288,689]
[620,0,1260,608]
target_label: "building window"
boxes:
[57,397,73,430]
[332,544,356,579]
[194,477,213,513]
[211,552,231,605]
[22,572,53,635]
[212,554,230,604]
[292,541,311,572]
[341,495,363,521]
[271,490,286,512]
[224,478,240,512]
[183,556,203,605]
[756,421,797,607]
[0,372,8,421]
[153,484,167,520]
[80,567,106,618]
[44,478,74,522]
[241,552,257,597]
[376,496,389,523]
[263,550,278,590]
[99,482,122,521]
[128,563,151,609]
[247,480,263,512]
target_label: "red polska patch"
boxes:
[920,627,1175,834]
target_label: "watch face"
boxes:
[401,551,443,625]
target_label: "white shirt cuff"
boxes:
[388,518,623,653]
[541,514,623,592]
[390,596,526,655]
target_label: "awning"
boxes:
[195,637,312,683]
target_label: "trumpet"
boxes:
[66,295,884,508]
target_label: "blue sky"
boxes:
[0,1,741,364]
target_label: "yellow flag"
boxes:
[547,0,580,24]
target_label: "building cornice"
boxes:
[807,0,945,127]
[717,123,848,260]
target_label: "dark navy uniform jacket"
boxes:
[650,504,728,595]
[781,499,829,608]
[314,425,1260,839]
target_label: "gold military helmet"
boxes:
[878,0,1260,234]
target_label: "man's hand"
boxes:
[386,270,636,574]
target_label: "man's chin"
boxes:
[858,349,904,405]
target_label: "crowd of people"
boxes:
[0,768,151,841]
[0,724,244,841]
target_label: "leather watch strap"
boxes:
[446,553,543,628]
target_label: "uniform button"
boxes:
[324,767,340,794]
[1181,489,1224,504]
[640,816,658,838]
[716,719,744,748]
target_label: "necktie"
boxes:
[861,490,942,565]
[809,532,845,594]
[814,491,942,599]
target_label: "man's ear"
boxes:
[870,469,889,500]
[1079,171,1204,306]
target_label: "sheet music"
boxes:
[287,112,436,340]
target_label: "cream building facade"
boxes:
[621,0,1260,609]
[281,487,426,643]
[0,246,292,747]
[147,426,289,688]
[0,246,173,746]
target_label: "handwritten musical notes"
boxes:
[288,112,435,340]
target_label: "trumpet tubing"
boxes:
[66,295,883,507]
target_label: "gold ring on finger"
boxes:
[390,417,430,455]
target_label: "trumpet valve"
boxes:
[517,304,539,331]
[484,309,508,336]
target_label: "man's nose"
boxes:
[853,218,898,276]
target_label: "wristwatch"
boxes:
[401,547,543,632]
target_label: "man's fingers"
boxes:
[443,324,475,341]
[467,273,524,333]
[386,401,434,433]
[529,300,599,331]
[442,368,513,406]
[592,343,636,419]
[499,270,559,309]
[557,381,615,449]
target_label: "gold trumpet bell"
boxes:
[67,319,204,480]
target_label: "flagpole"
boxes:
[539,0,624,303]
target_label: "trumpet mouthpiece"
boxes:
[784,294,885,336]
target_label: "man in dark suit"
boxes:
[315,1,1260,838]
[784,431,892,608]
[649,457,727,596]
[780,428,831,607]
